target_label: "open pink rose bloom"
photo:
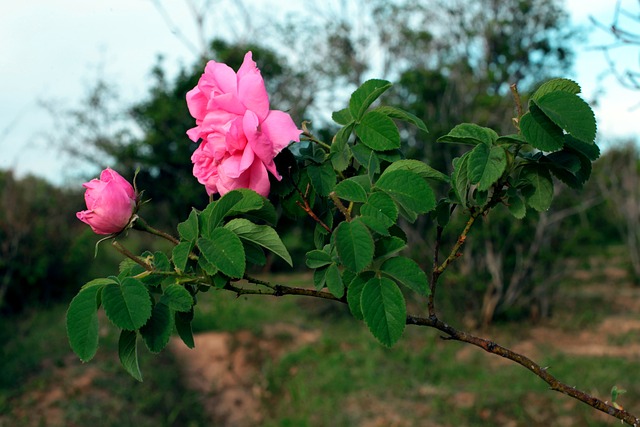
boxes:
[186,51,302,197]
[76,168,137,235]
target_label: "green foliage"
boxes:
[349,79,392,120]
[102,278,153,331]
[225,218,293,267]
[67,74,602,378]
[198,230,246,279]
[361,277,406,347]
[334,220,374,273]
[66,281,106,362]
[355,111,401,151]
[118,330,143,382]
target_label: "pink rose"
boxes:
[186,51,302,197]
[76,168,137,235]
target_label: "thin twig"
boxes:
[428,225,444,317]
[329,192,352,221]
[112,240,153,271]
[133,216,180,245]
[294,183,332,233]
[435,210,479,274]
[406,315,640,426]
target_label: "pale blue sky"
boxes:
[1,0,638,186]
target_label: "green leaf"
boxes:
[197,228,246,279]
[355,111,401,151]
[531,78,581,101]
[546,148,592,189]
[373,106,428,133]
[359,215,391,236]
[564,134,600,161]
[298,140,327,163]
[243,240,267,266]
[375,170,436,217]
[334,179,368,203]
[534,91,596,144]
[452,153,471,206]
[160,284,193,312]
[306,249,333,269]
[140,302,174,353]
[381,257,428,296]
[102,278,152,331]
[201,191,243,237]
[383,159,449,183]
[349,79,392,120]
[325,263,345,298]
[351,144,381,179]
[361,192,398,228]
[313,267,327,290]
[227,188,266,214]
[119,330,143,382]
[374,236,407,260]
[118,259,146,280]
[177,209,199,242]
[224,218,292,267]
[496,133,528,145]
[67,283,105,362]
[172,241,193,272]
[519,165,554,212]
[332,107,354,125]
[331,124,354,172]
[198,256,218,276]
[334,220,374,273]
[152,251,171,272]
[361,277,406,347]
[520,104,565,152]
[467,144,507,191]
[437,123,498,145]
[507,191,526,219]
[175,310,195,349]
[347,273,372,320]
[307,162,337,197]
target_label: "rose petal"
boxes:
[261,110,302,154]
[203,60,238,95]
[237,52,270,121]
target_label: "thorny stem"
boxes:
[406,315,640,426]
[428,225,444,317]
[301,122,332,151]
[134,216,180,245]
[510,83,523,131]
[435,210,480,274]
[112,240,153,271]
[329,191,351,221]
[294,183,332,233]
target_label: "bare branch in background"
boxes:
[590,0,640,91]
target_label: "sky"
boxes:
[1,0,638,186]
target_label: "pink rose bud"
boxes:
[76,168,137,235]
[186,51,302,197]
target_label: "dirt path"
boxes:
[169,324,320,426]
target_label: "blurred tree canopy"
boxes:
[57,0,579,225]
[0,171,95,313]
